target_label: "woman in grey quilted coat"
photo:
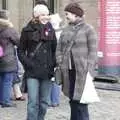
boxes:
[56,3,97,120]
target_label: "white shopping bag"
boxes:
[80,72,100,104]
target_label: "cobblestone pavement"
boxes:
[0,89,120,120]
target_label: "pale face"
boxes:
[38,13,50,24]
[65,11,77,23]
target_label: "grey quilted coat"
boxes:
[56,19,97,101]
[0,19,19,72]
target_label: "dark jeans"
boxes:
[27,78,52,120]
[69,100,89,120]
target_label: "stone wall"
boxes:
[0,0,98,32]
[59,0,98,30]
[10,0,33,32]
[18,0,33,32]
[8,0,19,31]
[0,0,33,32]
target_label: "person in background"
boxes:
[12,48,25,101]
[49,13,63,107]
[56,3,97,120]
[13,76,25,101]
[17,3,57,120]
[0,10,19,107]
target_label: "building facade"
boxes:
[0,0,98,32]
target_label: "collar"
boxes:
[0,18,13,28]
[24,21,53,32]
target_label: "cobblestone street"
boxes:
[0,88,120,120]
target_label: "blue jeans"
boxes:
[27,78,52,120]
[0,72,14,105]
[50,82,60,105]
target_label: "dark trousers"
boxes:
[69,70,89,120]
[69,100,89,120]
[69,69,76,99]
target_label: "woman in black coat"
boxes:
[17,4,57,120]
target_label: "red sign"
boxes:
[99,0,120,66]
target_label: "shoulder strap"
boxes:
[30,42,43,57]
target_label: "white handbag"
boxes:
[80,72,100,104]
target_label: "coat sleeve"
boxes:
[87,25,97,70]
[9,28,20,47]
[17,28,33,69]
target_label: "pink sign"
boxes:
[99,0,120,66]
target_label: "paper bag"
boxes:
[80,72,100,104]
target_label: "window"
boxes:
[33,0,35,8]
[48,0,54,13]
[2,0,7,9]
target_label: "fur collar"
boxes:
[0,19,13,28]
